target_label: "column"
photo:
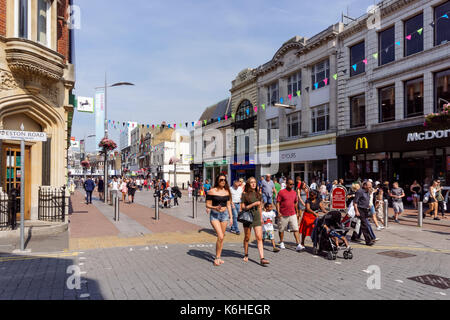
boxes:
[304,162,309,185]
[291,162,294,181]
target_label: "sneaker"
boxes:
[374,238,380,241]
[236,231,241,235]
[279,242,286,249]
[376,226,382,231]
[380,226,385,230]
[296,244,305,252]
[273,247,280,253]
[394,219,400,223]
[229,230,236,234]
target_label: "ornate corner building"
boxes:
[0,0,75,220]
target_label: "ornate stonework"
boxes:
[0,69,20,90]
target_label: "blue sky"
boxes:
[72,0,377,152]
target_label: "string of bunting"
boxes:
[106,18,448,132]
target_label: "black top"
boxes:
[206,194,230,207]
[354,189,370,209]
[306,199,321,212]
[412,186,420,193]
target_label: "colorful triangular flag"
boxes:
[288,94,292,100]
[417,28,423,35]
[262,104,266,110]
[332,74,338,80]
[323,78,328,86]
[296,90,301,97]
[372,53,378,60]
[395,41,401,46]
[352,64,357,72]
[406,34,412,40]
[363,59,368,65]
[280,97,284,104]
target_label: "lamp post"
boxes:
[97,74,135,203]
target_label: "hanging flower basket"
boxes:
[424,104,450,130]
[81,160,90,168]
[99,138,117,152]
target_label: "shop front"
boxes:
[337,125,450,186]
[204,159,229,185]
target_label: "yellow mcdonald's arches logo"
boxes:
[355,137,368,150]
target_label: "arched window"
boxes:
[235,100,254,121]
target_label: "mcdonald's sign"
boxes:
[355,137,368,150]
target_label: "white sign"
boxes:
[279,144,336,163]
[70,140,80,149]
[77,96,94,113]
[0,130,47,142]
[407,129,450,142]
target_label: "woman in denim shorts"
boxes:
[206,174,233,266]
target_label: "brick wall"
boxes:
[57,0,69,61]
[0,0,6,37]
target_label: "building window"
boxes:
[235,100,254,121]
[379,27,395,65]
[435,1,450,46]
[17,0,28,38]
[267,82,279,105]
[435,69,450,112]
[311,105,329,133]
[267,118,279,144]
[405,13,423,56]
[350,94,366,128]
[379,85,396,123]
[287,72,301,96]
[311,60,329,90]
[287,112,301,138]
[405,77,424,118]
[350,42,365,77]
[37,0,49,46]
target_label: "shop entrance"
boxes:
[1,145,31,220]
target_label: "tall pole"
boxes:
[104,72,108,203]
[20,124,25,251]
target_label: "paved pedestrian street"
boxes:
[0,190,449,300]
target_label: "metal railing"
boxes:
[38,186,67,222]
[0,192,19,230]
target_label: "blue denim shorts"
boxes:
[210,209,230,223]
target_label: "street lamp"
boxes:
[97,74,135,203]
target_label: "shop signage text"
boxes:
[0,130,47,142]
[331,186,347,210]
[407,129,450,142]
[355,137,368,150]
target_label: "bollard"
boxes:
[384,199,388,228]
[418,202,423,227]
[192,193,195,219]
[195,194,198,219]
[114,193,120,221]
[154,191,160,220]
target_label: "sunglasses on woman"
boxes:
[219,178,226,182]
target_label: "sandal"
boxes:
[260,258,270,266]
[243,254,248,262]
[213,257,221,266]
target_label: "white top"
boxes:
[136,179,141,186]
[230,186,243,203]
[262,210,276,232]
[310,183,317,190]
[111,181,119,191]
[281,182,286,190]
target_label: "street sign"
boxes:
[331,186,347,210]
[0,130,47,142]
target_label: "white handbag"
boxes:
[347,201,355,218]
[350,217,361,234]
[423,192,429,204]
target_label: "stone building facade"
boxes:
[0,0,75,220]
[336,0,450,185]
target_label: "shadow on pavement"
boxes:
[0,252,104,300]
[423,230,450,236]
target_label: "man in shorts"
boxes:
[389,182,405,223]
[276,178,303,251]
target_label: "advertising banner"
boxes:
[77,96,95,113]
[95,88,105,151]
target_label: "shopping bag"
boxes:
[350,217,361,234]
[347,201,355,218]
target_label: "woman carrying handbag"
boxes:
[240,177,269,266]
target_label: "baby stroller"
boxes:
[312,211,353,260]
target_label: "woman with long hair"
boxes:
[206,174,233,266]
[241,177,269,266]
[299,189,327,249]
[424,180,439,220]
[410,180,421,210]
[297,181,309,227]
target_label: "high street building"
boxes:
[0,0,75,221]
[256,27,342,183]
[336,0,450,185]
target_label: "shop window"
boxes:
[267,118,279,144]
[435,69,450,112]
[435,1,450,46]
[311,105,329,133]
[379,85,396,122]
[235,100,254,121]
[287,112,301,138]
[311,60,329,90]
[378,26,395,65]
[287,72,302,96]
[405,77,424,118]
[350,94,366,128]
[404,13,423,57]
[267,82,279,105]
[350,41,365,77]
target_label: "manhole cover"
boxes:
[376,251,416,258]
[408,275,450,289]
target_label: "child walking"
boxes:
[262,203,280,252]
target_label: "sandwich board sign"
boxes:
[331,186,347,210]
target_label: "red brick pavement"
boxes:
[69,191,120,238]
[387,207,450,232]
[119,201,202,234]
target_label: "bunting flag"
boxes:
[395,41,401,46]
[262,104,266,110]
[314,82,319,90]
[246,108,250,115]
[406,35,412,40]
[363,59,368,65]
[218,117,221,123]
[204,120,207,125]
[417,28,423,35]
[323,78,328,86]
[288,94,292,100]
[232,113,235,119]
[352,64,357,72]
[296,90,301,97]
[333,73,338,80]
[305,87,309,92]
[372,53,378,60]
[225,115,228,120]
[280,97,284,103]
